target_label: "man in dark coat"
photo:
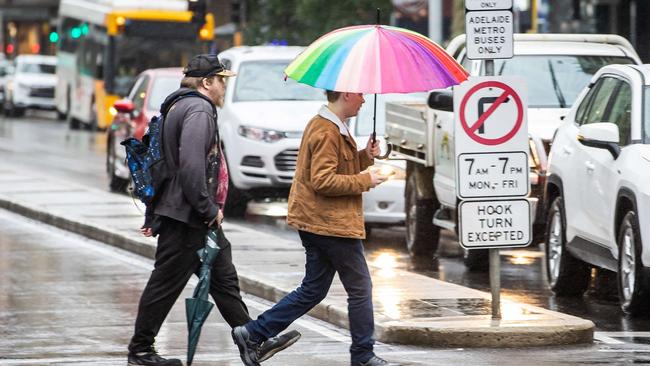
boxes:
[127,55,299,366]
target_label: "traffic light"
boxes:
[230,0,241,24]
[49,31,59,43]
[188,0,207,25]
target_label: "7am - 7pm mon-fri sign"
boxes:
[454,76,531,249]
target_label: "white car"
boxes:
[545,64,650,314]
[349,93,427,228]
[0,60,14,104]
[3,55,57,117]
[217,46,325,215]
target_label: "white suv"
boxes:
[545,64,650,314]
[217,46,325,215]
[3,55,57,117]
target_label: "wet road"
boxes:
[4,207,650,365]
[2,114,650,346]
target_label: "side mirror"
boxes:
[113,99,135,114]
[427,89,453,112]
[577,122,621,159]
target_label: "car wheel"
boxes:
[87,98,98,131]
[223,177,249,217]
[364,224,372,238]
[545,196,590,296]
[405,171,439,259]
[3,96,14,117]
[463,248,489,272]
[107,133,129,192]
[617,211,650,314]
[68,114,81,130]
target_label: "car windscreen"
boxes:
[233,61,325,102]
[355,92,427,136]
[147,75,183,111]
[493,55,635,108]
[19,63,55,74]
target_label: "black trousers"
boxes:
[128,217,251,354]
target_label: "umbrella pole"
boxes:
[372,93,377,143]
[372,7,380,143]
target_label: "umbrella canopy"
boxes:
[284,24,468,94]
[186,228,221,365]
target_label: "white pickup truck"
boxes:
[385,34,641,270]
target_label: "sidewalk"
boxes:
[0,162,594,348]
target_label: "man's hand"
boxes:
[365,137,381,159]
[140,227,153,237]
[368,170,388,188]
[207,209,224,228]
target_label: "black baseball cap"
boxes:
[183,54,236,78]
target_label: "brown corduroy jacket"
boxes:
[287,115,374,239]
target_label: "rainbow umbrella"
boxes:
[285,20,468,144]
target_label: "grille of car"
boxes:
[274,149,298,172]
[29,86,54,98]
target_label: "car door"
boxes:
[551,78,615,240]
[573,76,624,244]
[581,78,633,246]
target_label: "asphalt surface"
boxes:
[2,205,650,365]
[3,113,650,360]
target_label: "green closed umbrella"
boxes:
[185,228,221,365]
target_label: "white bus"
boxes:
[55,0,214,129]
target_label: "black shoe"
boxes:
[258,330,302,362]
[232,326,261,366]
[356,355,402,366]
[127,351,182,366]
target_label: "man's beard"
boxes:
[215,96,224,108]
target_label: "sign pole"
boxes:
[484,58,501,320]
[464,0,517,322]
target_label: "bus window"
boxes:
[60,17,81,53]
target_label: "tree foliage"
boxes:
[243,0,393,45]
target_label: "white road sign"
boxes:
[457,151,529,198]
[459,199,531,249]
[465,0,513,11]
[465,10,513,60]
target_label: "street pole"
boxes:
[428,0,443,43]
[529,0,538,33]
[484,58,501,320]
[630,0,637,49]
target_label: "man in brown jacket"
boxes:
[232,91,400,366]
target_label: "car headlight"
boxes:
[238,125,301,143]
[372,163,406,181]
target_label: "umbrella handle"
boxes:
[376,143,392,160]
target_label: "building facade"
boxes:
[0,0,59,57]
[547,0,649,61]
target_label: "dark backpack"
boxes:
[120,90,215,206]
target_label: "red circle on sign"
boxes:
[459,81,524,146]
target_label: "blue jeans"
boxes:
[246,230,375,364]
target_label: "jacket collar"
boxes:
[318,105,350,137]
